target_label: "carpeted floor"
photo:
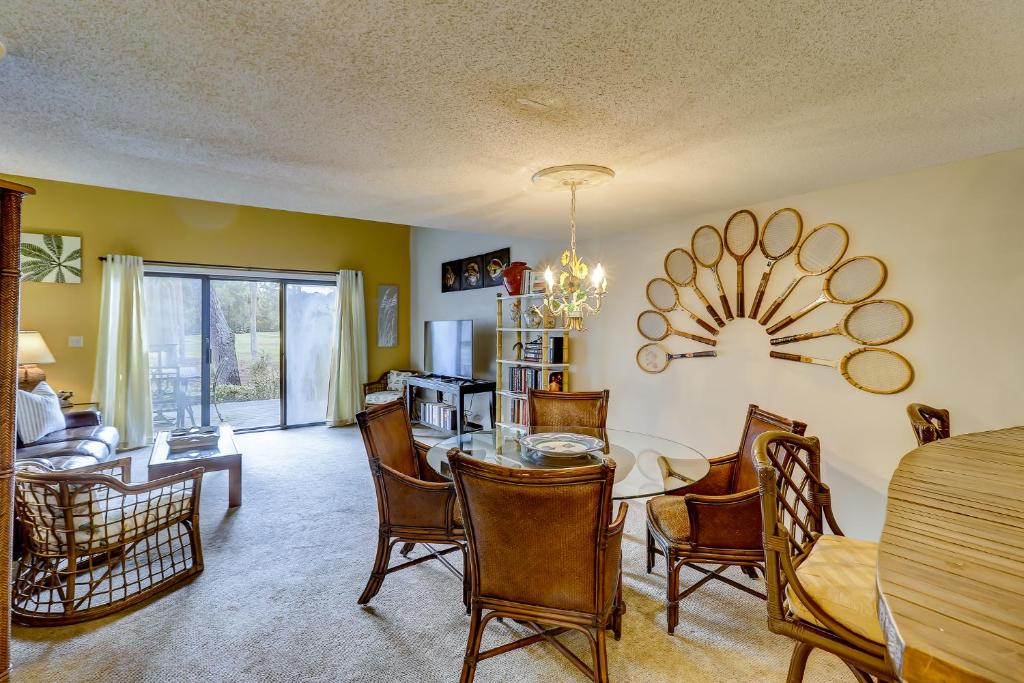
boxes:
[11,426,848,682]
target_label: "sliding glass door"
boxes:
[145,271,335,432]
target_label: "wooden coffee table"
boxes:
[149,425,242,508]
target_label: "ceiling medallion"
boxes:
[532,164,613,332]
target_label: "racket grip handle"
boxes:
[759,297,784,326]
[736,264,745,317]
[677,331,717,347]
[750,271,770,318]
[770,351,802,362]
[766,315,796,335]
[688,351,717,358]
[718,293,734,321]
[694,316,719,336]
[770,332,811,346]
[706,304,726,328]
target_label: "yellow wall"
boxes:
[6,174,410,402]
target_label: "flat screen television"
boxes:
[424,319,473,378]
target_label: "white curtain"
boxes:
[93,255,153,448]
[327,270,368,426]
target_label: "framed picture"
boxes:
[20,233,82,283]
[441,260,461,293]
[460,255,484,290]
[481,248,510,288]
[377,284,398,348]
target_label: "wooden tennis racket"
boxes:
[770,299,911,346]
[723,209,758,317]
[769,348,914,394]
[759,223,849,325]
[645,278,719,335]
[691,225,733,321]
[765,256,887,335]
[664,248,726,328]
[637,344,717,373]
[749,208,803,319]
[637,310,717,347]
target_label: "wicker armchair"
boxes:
[906,403,950,446]
[753,431,893,682]
[646,404,806,633]
[362,369,414,407]
[527,388,609,429]
[449,450,627,683]
[12,457,204,625]
[355,401,466,606]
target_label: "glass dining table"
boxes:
[425,426,709,499]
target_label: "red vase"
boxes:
[502,261,529,296]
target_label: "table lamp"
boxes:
[17,330,55,387]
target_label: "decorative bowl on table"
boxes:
[519,432,606,458]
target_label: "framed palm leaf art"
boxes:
[20,233,82,283]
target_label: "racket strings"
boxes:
[844,301,910,345]
[798,225,847,274]
[724,211,757,255]
[637,345,668,372]
[665,249,696,285]
[647,279,678,310]
[842,349,913,393]
[638,311,669,339]
[692,227,723,266]
[762,209,802,258]
[827,257,885,302]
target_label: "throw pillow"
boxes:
[16,381,67,444]
[387,370,413,392]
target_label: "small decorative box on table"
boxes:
[149,424,242,508]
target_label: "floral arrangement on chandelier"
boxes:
[534,165,613,332]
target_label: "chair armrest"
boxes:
[602,502,629,607]
[414,441,449,483]
[61,456,134,483]
[667,452,737,497]
[685,487,763,549]
[363,372,389,397]
[63,410,102,428]
[818,482,844,536]
[379,463,459,531]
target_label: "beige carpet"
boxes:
[12,426,848,682]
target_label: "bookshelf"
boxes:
[495,292,572,431]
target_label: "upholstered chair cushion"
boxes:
[786,534,884,644]
[365,390,403,405]
[387,371,413,391]
[646,495,690,542]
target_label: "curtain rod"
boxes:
[97,256,338,277]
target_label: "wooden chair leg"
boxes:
[844,662,874,683]
[594,626,610,683]
[666,558,682,634]
[786,642,813,683]
[399,542,416,557]
[646,526,656,574]
[741,565,758,579]
[460,607,485,683]
[358,533,394,605]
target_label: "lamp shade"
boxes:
[18,331,55,365]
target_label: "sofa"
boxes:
[16,410,119,471]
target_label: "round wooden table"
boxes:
[877,426,1024,682]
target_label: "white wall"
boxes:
[409,227,559,422]
[575,148,1024,539]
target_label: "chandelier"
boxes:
[532,164,613,332]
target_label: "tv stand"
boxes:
[405,374,496,438]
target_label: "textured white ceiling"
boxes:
[1,2,1022,238]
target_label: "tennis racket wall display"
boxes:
[770,299,911,346]
[691,225,734,320]
[748,207,803,319]
[770,348,914,394]
[665,248,726,327]
[637,344,717,373]
[637,310,717,347]
[645,278,719,336]
[759,222,849,325]
[723,209,758,317]
[765,255,887,335]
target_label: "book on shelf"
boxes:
[507,368,563,394]
[521,337,563,363]
[417,400,457,431]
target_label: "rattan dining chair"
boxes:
[753,431,893,683]
[527,388,609,429]
[906,403,950,446]
[448,449,627,683]
[645,404,806,633]
[355,401,467,606]
[12,457,204,625]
